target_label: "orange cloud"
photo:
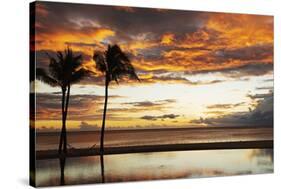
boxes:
[135,13,274,74]
[161,33,175,45]
[35,6,273,82]
[121,41,156,56]
[36,28,115,51]
[205,13,273,49]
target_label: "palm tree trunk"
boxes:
[59,88,66,154]
[100,154,105,183]
[59,156,66,185]
[99,78,108,183]
[100,79,109,155]
[63,84,71,154]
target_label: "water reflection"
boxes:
[36,149,273,187]
[58,155,104,185]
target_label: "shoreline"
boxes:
[36,140,273,160]
[36,126,273,135]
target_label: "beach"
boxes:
[35,126,273,159]
[36,126,273,150]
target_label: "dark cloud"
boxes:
[37,1,207,38]
[36,93,122,120]
[141,114,180,121]
[64,41,98,48]
[207,102,245,109]
[159,76,223,85]
[224,63,273,78]
[96,107,146,115]
[186,44,273,78]
[247,92,273,100]
[190,92,273,127]
[189,62,273,78]
[79,72,225,86]
[95,99,177,114]
[35,49,93,69]
[129,101,157,107]
[134,45,210,62]
[35,50,57,69]
[139,73,225,85]
[79,121,100,131]
[124,99,176,108]
[213,44,273,62]
[36,93,104,109]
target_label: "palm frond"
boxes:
[41,47,88,88]
[56,51,64,64]
[49,57,63,82]
[36,68,59,87]
[72,54,83,69]
[104,44,139,83]
[70,68,90,84]
[93,51,107,73]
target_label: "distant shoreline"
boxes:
[36,125,273,135]
[36,140,273,160]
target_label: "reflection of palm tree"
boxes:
[36,48,88,154]
[93,44,139,155]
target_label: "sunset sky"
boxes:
[33,2,273,131]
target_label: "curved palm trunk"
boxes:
[59,88,66,154]
[63,84,71,154]
[100,79,109,154]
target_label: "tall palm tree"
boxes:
[93,44,139,155]
[36,47,88,154]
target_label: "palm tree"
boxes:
[93,44,139,155]
[36,47,88,154]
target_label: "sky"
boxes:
[32,2,273,131]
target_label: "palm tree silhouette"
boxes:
[93,44,139,155]
[36,47,88,154]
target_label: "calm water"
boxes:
[36,127,273,150]
[36,148,273,186]
[35,127,273,186]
